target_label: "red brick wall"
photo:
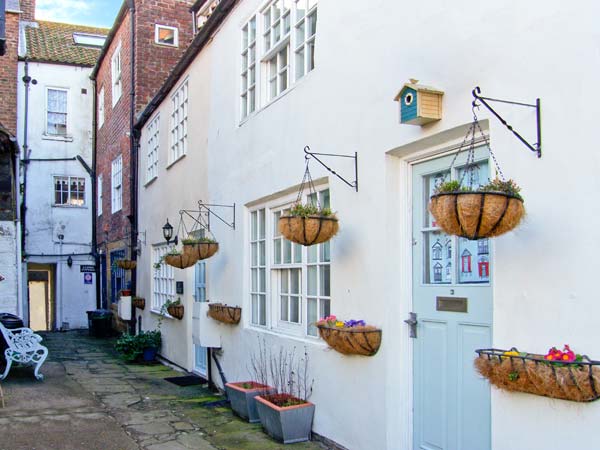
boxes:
[0,12,19,135]
[20,0,36,21]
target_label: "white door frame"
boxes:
[388,120,491,450]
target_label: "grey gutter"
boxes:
[135,0,238,131]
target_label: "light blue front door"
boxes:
[412,151,492,450]
[193,262,208,378]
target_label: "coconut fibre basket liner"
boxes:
[475,349,600,402]
[133,297,145,310]
[429,192,524,240]
[317,325,382,356]
[164,253,198,269]
[117,260,137,270]
[278,215,339,246]
[208,303,241,324]
[167,304,184,319]
[183,242,219,260]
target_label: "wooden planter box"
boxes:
[116,259,137,270]
[207,303,241,324]
[429,191,524,240]
[475,348,600,402]
[278,215,338,246]
[225,382,277,423]
[255,394,315,444]
[167,304,184,320]
[317,325,382,356]
[183,242,219,261]
[132,297,145,310]
[164,253,197,269]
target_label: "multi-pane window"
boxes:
[97,175,103,216]
[294,0,317,80]
[240,16,256,119]
[98,86,105,128]
[47,88,67,135]
[169,79,188,163]
[250,187,331,338]
[240,1,317,119]
[250,209,267,326]
[111,43,122,107]
[111,155,122,213]
[146,114,159,182]
[153,245,175,311]
[54,176,85,206]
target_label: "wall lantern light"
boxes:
[67,256,73,267]
[162,219,177,245]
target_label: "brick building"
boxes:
[91,0,194,315]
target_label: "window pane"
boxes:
[259,208,266,239]
[251,211,257,239]
[307,40,315,71]
[297,1,306,20]
[280,70,288,91]
[249,88,256,113]
[259,241,266,265]
[274,211,282,236]
[251,268,257,291]
[252,294,258,323]
[295,48,305,80]
[307,298,317,336]
[290,296,300,323]
[249,17,256,42]
[274,238,281,264]
[293,243,302,263]
[308,10,317,36]
[283,239,291,263]
[291,268,300,294]
[307,266,317,296]
[320,298,330,319]
[281,270,288,292]
[281,295,289,321]
[251,242,257,266]
[424,231,452,284]
[320,265,330,296]
[259,268,266,291]
[307,245,317,263]
[320,241,330,262]
[259,295,266,325]
[458,237,490,284]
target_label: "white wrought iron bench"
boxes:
[0,323,48,381]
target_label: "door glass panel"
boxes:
[424,231,452,284]
[458,237,490,284]
[426,171,449,228]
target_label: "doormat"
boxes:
[164,375,207,387]
[202,399,230,408]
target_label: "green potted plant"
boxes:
[429,177,525,240]
[254,346,315,444]
[115,330,162,363]
[182,237,219,261]
[278,203,338,246]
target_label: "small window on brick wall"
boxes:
[155,25,179,47]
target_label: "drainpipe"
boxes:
[127,0,138,333]
[91,78,100,309]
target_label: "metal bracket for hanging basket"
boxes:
[472,87,542,158]
[179,201,236,233]
[304,146,359,192]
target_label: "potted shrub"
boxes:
[475,345,600,402]
[115,330,162,363]
[255,346,315,444]
[316,315,382,356]
[165,298,184,320]
[116,259,137,270]
[429,178,525,240]
[182,237,219,261]
[163,249,198,269]
[207,302,241,324]
[278,203,338,246]
[226,339,276,423]
[132,297,145,310]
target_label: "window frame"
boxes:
[97,86,105,129]
[146,114,160,183]
[53,175,85,207]
[46,87,68,136]
[248,185,331,339]
[111,155,123,213]
[240,15,257,120]
[111,42,122,107]
[169,78,189,165]
[97,174,103,216]
[154,24,179,47]
[152,244,175,312]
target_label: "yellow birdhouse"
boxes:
[394,79,444,126]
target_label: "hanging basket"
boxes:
[429,191,524,240]
[164,253,198,269]
[475,348,600,402]
[278,215,339,246]
[207,303,241,325]
[317,325,382,356]
[183,242,219,261]
[167,304,184,320]
[132,297,145,310]
[116,259,137,270]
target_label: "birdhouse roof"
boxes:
[394,82,444,101]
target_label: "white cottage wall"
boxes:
[138,0,600,449]
[17,62,96,329]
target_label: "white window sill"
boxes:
[111,208,122,214]
[154,41,179,48]
[166,153,186,170]
[150,309,175,320]
[247,325,325,347]
[42,134,73,142]
[144,176,158,188]
[52,204,88,209]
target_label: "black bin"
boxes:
[86,310,113,338]
[0,313,24,366]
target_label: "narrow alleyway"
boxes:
[0,331,325,450]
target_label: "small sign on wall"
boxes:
[83,273,93,285]
[80,265,96,273]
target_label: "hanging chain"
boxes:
[296,154,321,209]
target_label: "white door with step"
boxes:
[411,151,492,450]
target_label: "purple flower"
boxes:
[344,319,366,328]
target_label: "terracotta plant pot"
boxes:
[183,242,219,261]
[167,304,184,320]
[116,259,137,270]
[132,297,145,310]
[475,348,600,402]
[207,303,241,324]
[255,394,315,444]
[278,215,339,246]
[317,325,382,356]
[429,191,525,240]
[164,253,198,269]
[225,382,277,423]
